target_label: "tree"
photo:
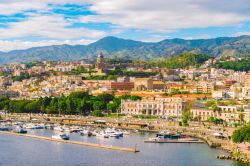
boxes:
[212,104,219,112]
[182,111,191,126]
[93,101,105,111]
[232,124,250,143]
[238,113,245,124]
[107,102,119,113]
[24,101,40,113]
[97,94,114,103]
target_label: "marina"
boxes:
[0,131,139,153]
[0,126,246,166]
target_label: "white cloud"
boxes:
[0,39,95,52]
[0,14,106,40]
[1,0,250,51]
[0,0,89,15]
[233,31,250,37]
[84,0,250,32]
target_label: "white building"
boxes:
[121,97,187,118]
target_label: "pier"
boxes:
[0,131,140,153]
[144,140,204,143]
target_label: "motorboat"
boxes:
[0,124,12,131]
[96,131,109,138]
[122,130,130,135]
[105,128,120,138]
[52,133,70,140]
[13,126,27,134]
[156,130,171,138]
[44,124,54,129]
[70,126,81,133]
[79,130,92,136]
[54,126,64,132]
[148,137,163,141]
[24,123,43,129]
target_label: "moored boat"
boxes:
[13,126,27,134]
[52,133,70,140]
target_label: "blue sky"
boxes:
[0,0,250,51]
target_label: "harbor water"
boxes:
[0,129,248,166]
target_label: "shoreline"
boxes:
[1,113,249,164]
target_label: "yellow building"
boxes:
[134,78,153,91]
[245,72,250,87]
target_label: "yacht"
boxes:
[52,133,70,140]
[156,130,171,138]
[105,128,120,138]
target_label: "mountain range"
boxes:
[1,35,250,64]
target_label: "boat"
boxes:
[54,126,64,132]
[105,128,120,138]
[70,126,81,133]
[13,126,27,134]
[79,130,92,136]
[148,137,163,141]
[52,133,70,140]
[122,130,131,135]
[24,123,43,129]
[156,130,171,138]
[0,125,12,131]
[91,131,97,136]
[96,131,109,138]
[44,124,54,129]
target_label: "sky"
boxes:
[0,0,250,51]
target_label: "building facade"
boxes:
[121,97,187,118]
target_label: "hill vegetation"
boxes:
[1,36,250,64]
[215,60,250,71]
[147,52,210,69]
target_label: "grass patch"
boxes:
[104,113,126,118]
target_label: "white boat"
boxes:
[122,130,131,135]
[52,133,70,140]
[0,125,12,131]
[91,131,97,136]
[70,126,81,133]
[44,124,54,129]
[24,123,43,129]
[148,137,162,141]
[79,130,92,136]
[105,128,120,138]
[54,126,64,132]
[96,131,109,138]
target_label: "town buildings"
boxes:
[121,97,187,118]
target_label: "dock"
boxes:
[144,139,204,143]
[0,131,139,153]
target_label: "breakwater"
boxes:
[0,131,139,153]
